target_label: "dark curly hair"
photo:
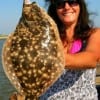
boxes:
[45,0,93,41]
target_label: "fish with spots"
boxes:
[2,0,65,99]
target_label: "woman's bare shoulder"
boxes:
[89,28,100,40]
[86,27,100,59]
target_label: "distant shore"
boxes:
[0,35,8,39]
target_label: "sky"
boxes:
[0,0,100,35]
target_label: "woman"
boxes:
[39,0,100,99]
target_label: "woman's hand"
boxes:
[24,0,31,4]
[9,92,25,100]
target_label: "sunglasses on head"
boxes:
[54,0,79,9]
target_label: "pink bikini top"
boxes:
[70,39,82,54]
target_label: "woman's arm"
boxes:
[64,28,100,69]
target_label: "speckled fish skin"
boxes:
[2,2,65,99]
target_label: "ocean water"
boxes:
[0,39,16,100]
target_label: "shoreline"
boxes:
[0,36,8,39]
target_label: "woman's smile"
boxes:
[57,2,80,25]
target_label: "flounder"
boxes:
[2,1,65,99]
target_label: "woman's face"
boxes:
[56,1,80,26]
